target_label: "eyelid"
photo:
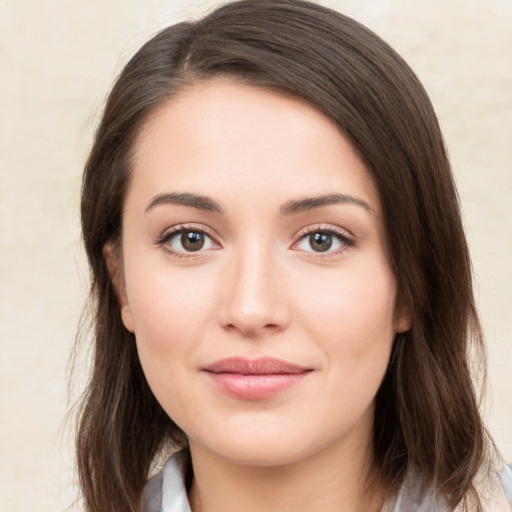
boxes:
[155,223,221,257]
[155,222,354,258]
[291,224,355,256]
[296,223,354,239]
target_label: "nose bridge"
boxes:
[219,236,287,335]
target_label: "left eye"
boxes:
[295,231,349,253]
[165,229,216,253]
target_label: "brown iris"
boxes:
[309,232,333,252]
[181,231,205,251]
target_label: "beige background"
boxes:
[0,1,510,510]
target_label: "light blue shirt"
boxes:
[142,451,512,512]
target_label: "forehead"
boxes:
[130,79,381,215]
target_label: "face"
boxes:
[113,80,410,469]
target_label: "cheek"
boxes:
[126,259,216,342]
[294,261,397,391]
[297,260,397,340]
[124,261,217,407]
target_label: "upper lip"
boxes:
[202,357,311,375]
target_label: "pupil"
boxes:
[310,232,332,252]
[181,231,205,251]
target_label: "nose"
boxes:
[217,242,290,337]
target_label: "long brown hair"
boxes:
[77,1,488,510]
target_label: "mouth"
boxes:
[201,357,313,400]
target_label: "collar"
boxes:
[142,451,512,512]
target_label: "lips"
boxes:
[202,357,312,400]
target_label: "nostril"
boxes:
[222,311,287,337]
[216,259,291,336]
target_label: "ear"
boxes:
[394,301,412,334]
[103,241,134,333]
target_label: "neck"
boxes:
[187,429,385,512]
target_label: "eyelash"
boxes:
[155,223,220,258]
[155,223,355,258]
[292,225,355,257]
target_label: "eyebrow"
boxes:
[145,192,224,214]
[280,193,372,215]
[145,192,372,216]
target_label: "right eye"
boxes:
[158,226,219,256]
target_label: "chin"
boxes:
[189,422,331,469]
[213,441,309,468]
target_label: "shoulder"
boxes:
[478,461,512,511]
[141,469,164,512]
[385,460,512,512]
[457,459,512,512]
[141,451,191,512]
[499,463,512,505]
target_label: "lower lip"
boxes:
[204,372,310,400]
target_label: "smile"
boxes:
[202,357,313,400]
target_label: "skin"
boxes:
[108,79,410,512]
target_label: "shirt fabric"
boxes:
[142,451,512,512]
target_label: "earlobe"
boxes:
[396,316,411,334]
[121,304,135,333]
[395,303,412,334]
[103,241,134,333]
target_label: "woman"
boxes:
[76,1,512,511]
